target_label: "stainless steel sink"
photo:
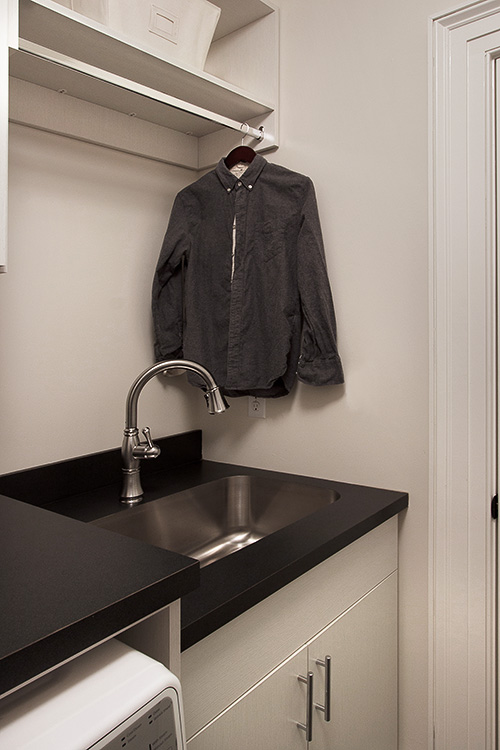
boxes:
[92,475,340,567]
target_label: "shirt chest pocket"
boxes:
[257,218,287,263]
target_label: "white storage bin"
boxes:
[53,0,221,70]
[52,0,107,25]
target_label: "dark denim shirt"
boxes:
[152,154,344,397]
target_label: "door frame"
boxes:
[430,2,499,748]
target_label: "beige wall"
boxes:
[1,0,441,747]
[201,1,438,747]
[1,124,199,471]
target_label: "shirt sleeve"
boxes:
[151,192,190,361]
[296,179,344,386]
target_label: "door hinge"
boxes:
[491,495,498,520]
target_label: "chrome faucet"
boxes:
[120,359,228,504]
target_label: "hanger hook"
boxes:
[240,122,250,144]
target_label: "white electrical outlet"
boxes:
[248,396,266,418]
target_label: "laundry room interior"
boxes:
[0,0,495,748]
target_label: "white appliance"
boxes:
[0,638,186,749]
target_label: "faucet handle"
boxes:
[132,427,161,460]
[142,426,155,449]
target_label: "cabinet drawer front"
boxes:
[182,517,397,738]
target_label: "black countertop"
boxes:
[0,495,199,697]
[0,431,408,694]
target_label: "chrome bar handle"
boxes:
[297,671,314,742]
[315,655,331,722]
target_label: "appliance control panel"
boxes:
[92,688,183,750]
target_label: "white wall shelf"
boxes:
[1,0,10,270]
[3,0,279,269]
[8,0,279,169]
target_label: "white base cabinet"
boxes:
[308,574,397,749]
[183,518,398,749]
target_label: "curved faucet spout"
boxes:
[121,359,229,505]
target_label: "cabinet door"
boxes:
[187,648,309,750]
[309,573,398,750]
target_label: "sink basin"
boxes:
[92,475,340,567]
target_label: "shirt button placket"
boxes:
[226,185,247,386]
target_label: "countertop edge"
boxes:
[0,494,200,698]
[2,567,198,697]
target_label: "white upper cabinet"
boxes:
[1,0,18,271]
[8,0,279,169]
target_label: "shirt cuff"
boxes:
[297,355,344,386]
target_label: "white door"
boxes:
[431,6,500,748]
[496,56,500,750]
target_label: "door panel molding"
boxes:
[430,4,499,748]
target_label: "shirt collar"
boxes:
[215,153,267,192]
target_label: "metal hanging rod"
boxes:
[16,39,266,141]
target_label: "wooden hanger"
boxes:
[224,144,256,170]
